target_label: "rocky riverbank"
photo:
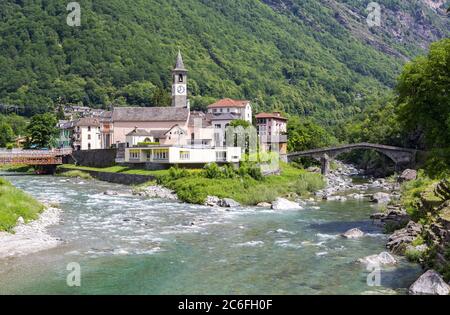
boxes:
[0,205,62,259]
[370,175,450,295]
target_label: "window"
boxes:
[153,149,169,160]
[215,124,221,129]
[88,135,91,140]
[216,151,227,161]
[88,143,91,150]
[88,126,91,132]
[98,134,101,140]
[180,151,190,160]
[130,150,140,160]
[179,74,183,82]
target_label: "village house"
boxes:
[256,112,288,161]
[71,117,102,151]
[206,99,253,146]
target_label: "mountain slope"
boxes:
[0,0,448,124]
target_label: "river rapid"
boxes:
[0,171,421,295]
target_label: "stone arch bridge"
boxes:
[287,143,418,175]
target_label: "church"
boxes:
[116,51,244,167]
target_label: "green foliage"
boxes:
[405,247,424,263]
[58,170,93,180]
[397,39,450,150]
[229,119,251,128]
[400,173,438,221]
[203,163,224,179]
[287,116,337,152]
[26,113,58,148]
[162,162,325,205]
[0,177,44,232]
[0,122,14,147]
[0,0,443,122]
[136,142,160,147]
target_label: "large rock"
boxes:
[271,198,303,210]
[387,221,423,254]
[399,169,418,182]
[371,206,411,229]
[342,228,365,239]
[257,202,272,208]
[371,192,391,204]
[358,252,397,266]
[205,196,221,207]
[219,198,241,208]
[409,270,450,295]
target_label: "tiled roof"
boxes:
[256,112,288,120]
[189,111,212,127]
[207,98,250,109]
[207,113,242,121]
[75,117,100,127]
[112,107,189,122]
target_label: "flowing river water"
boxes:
[0,173,421,295]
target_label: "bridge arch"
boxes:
[287,143,417,175]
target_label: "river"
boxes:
[0,173,421,295]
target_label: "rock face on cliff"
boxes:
[387,221,423,254]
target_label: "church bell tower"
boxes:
[172,51,188,108]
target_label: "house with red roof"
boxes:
[256,112,288,161]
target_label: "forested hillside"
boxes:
[0,0,448,124]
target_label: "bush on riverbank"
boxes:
[0,164,34,173]
[158,163,325,205]
[0,177,44,232]
[58,170,93,180]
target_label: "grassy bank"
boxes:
[157,162,325,205]
[59,163,325,205]
[0,164,34,173]
[59,164,170,176]
[0,177,44,232]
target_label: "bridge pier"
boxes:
[321,154,330,176]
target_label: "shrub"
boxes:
[204,163,223,179]
[405,247,423,263]
[168,166,188,180]
[58,170,93,180]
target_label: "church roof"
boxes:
[208,98,250,109]
[174,50,187,71]
[126,129,153,137]
[113,107,189,122]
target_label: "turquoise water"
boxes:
[0,174,421,295]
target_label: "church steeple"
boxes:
[174,50,186,71]
[172,50,188,108]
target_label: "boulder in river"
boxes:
[219,198,241,208]
[257,202,272,208]
[271,198,303,210]
[205,196,221,207]
[358,252,397,266]
[104,190,119,196]
[342,228,365,239]
[387,221,422,254]
[371,192,391,204]
[409,270,450,295]
[399,169,418,182]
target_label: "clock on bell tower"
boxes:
[172,50,188,108]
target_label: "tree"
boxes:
[151,87,171,107]
[26,113,58,148]
[397,39,450,149]
[0,123,14,147]
[229,119,251,128]
[287,116,336,152]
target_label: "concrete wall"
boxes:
[58,167,155,185]
[65,149,118,168]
